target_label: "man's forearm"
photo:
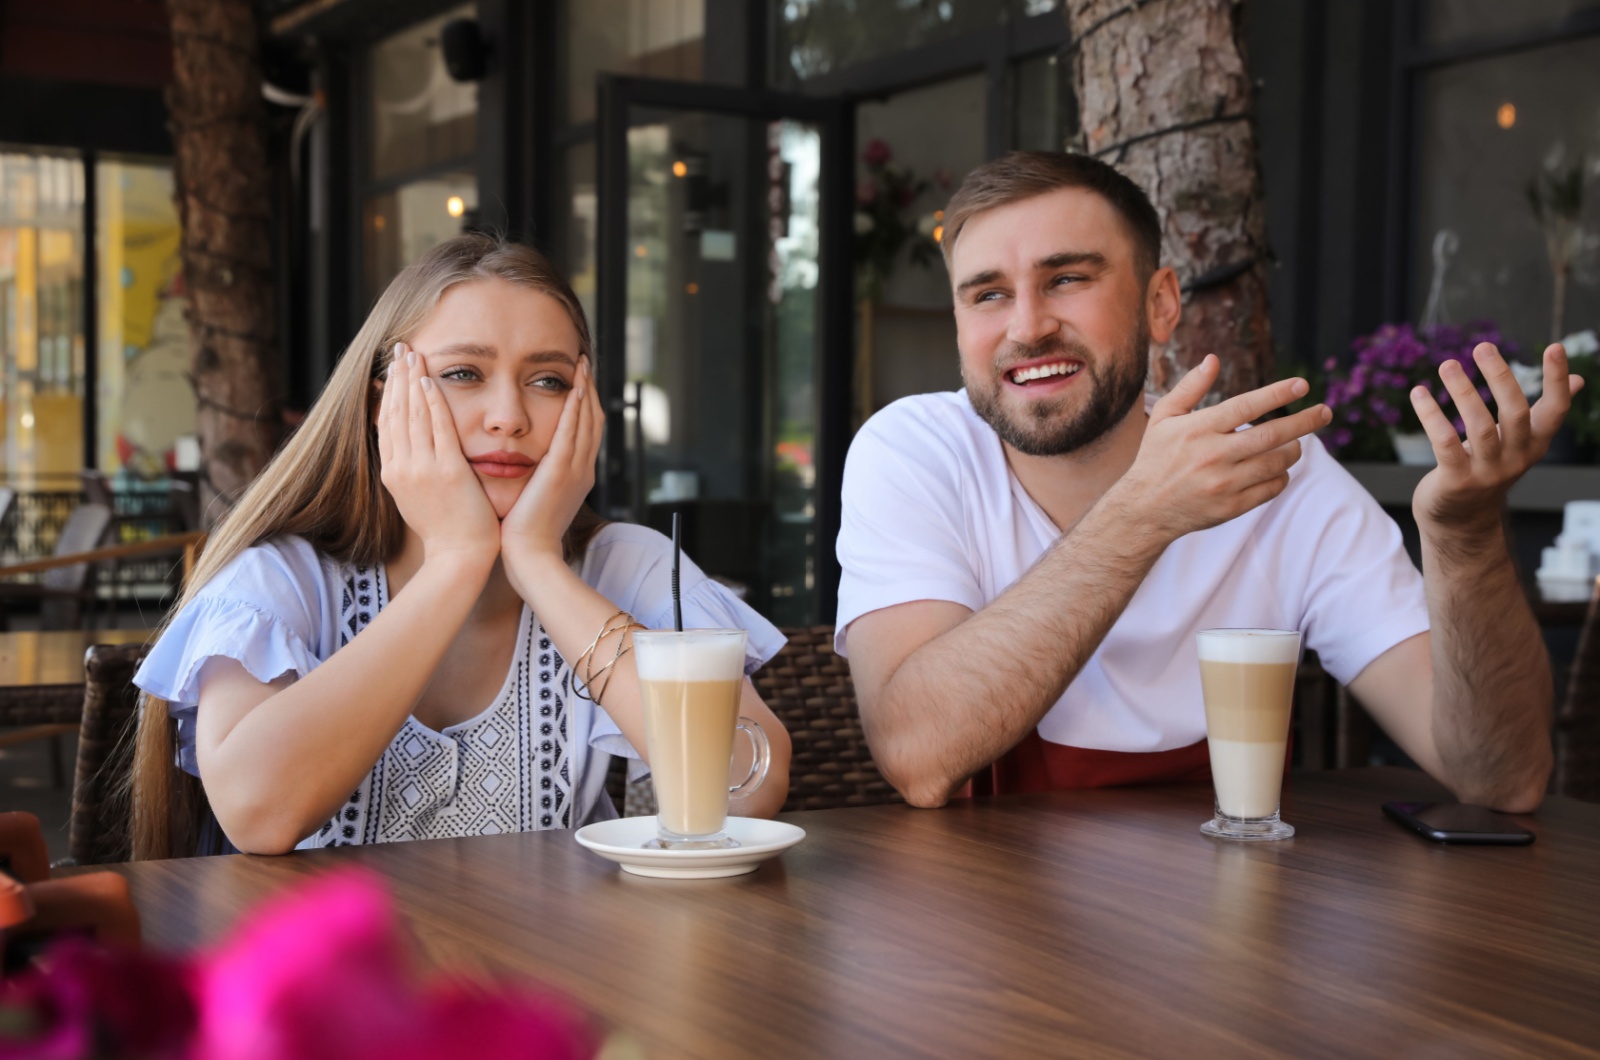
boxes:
[873,492,1169,806]
[1420,512,1553,811]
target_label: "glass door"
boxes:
[596,77,849,626]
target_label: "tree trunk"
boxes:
[165,0,280,524]
[1066,0,1272,400]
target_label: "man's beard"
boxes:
[965,319,1150,458]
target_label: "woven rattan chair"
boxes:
[754,625,902,812]
[1556,586,1600,803]
[65,642,150,865]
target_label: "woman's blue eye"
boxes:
[440,367,479,382]
[532,375,572,391]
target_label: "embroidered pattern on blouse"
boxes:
[311,563,573,847]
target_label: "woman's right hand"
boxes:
[377,343,500,566]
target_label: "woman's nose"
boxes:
[483,381,530,436]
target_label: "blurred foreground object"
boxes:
[0,867,596,1060]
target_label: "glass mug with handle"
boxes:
[1197,628,1300,841]
[631,629,771,850]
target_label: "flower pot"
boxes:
[1389,431,1437,467]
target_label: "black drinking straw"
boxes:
[671,511,684,632]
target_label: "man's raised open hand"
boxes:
[1110,354,1332,542]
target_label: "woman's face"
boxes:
[401,277,584,519]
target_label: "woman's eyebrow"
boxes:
[422,344,576,367]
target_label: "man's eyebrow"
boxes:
[955,269,1003,296]
[955,252,1109,297]
[1037,251,1108,271]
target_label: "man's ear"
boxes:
[1146,266,1182,344]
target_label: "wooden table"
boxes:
[104,769,1600,1058]
[0,628,153,728]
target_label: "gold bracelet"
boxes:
[574,611,636,703]
[574,610,630,688]
[590,623,646,704]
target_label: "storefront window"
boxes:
[562,0,707,126]
[771,0,1060,88]
[1412,36,1600,352]
[96,158,190,478]
[0,151,84,480]
[558,143,598,327]
[1419,0,1600,49]
[368,4,478,183]
[1011,49,1075,153]
[364,174,479,306]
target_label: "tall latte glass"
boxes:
[632,629,771,850]
[1198,628,1301,841]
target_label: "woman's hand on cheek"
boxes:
[377,343,501,569]
[501,358,602,570]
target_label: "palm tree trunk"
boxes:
[165,0,281,524]
[1066,0,1273,400]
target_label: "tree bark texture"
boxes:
[1067,0,1272,399]
[165,0,281,523]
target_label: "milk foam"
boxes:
[1196,629,1300,665]
[632,630,747,682]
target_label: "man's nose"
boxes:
[1006,286,1060,348]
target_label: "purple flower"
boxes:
[855,178,878,207]
[863,139,892,168]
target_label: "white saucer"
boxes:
[574,816,806,879]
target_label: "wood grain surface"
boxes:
[103,769,1600,1059]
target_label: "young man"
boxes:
[837,151,1576,813]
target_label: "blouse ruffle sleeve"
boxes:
[133,538,331,775]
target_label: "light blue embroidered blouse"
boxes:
[134,523,785,848]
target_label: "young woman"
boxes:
[130,234,791,858]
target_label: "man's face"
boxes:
[950,186,1152,457]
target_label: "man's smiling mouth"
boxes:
[1007,361,1083,385]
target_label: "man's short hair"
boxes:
[940,151,1164,281]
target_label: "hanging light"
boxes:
[447,195,466,217]
[1496,103,1516,129]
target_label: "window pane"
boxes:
[563,0,706,126]
[1419,0,1600,48]
[772,0,1053,88]
[96,158,193,478]
[1012,49,1075,152]
[364,175,478,306]
[855,74,985,411]
[555,142,598,328]
[1412,37,1600,351]
[369,4,478,182]
[0,150,84,480]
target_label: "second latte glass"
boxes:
[1198,628,1300,841]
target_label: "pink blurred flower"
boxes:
[855,177,878,207]
[931,166,953,190]
[195,869,594,1060]
[0,938,197,1059]
[862,138,892,167]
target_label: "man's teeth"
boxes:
[1011,362,1082,383]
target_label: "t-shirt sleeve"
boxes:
[1289,442,1431,684]
[835,408,983,656]
[133,540,328,775]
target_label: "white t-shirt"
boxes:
[836,391,1430,754]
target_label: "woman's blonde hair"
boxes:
[129,233,605,860]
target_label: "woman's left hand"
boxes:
[501,357,603,565]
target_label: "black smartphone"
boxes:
[1382,801,1536,845]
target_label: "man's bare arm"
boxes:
[1350,343,1576,812]
[850,358,1330,807]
